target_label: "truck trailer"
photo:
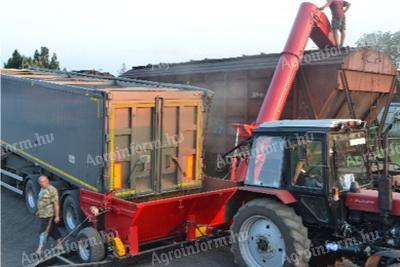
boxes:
[1,68,212,232]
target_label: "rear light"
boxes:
[185,154,195,179]
[333,187,340,202]
[113,162,123,189]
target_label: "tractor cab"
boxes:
[244,119,368,228]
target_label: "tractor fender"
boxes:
[237,186,297,204]
[224,186,297,222]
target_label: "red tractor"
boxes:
[228,119,400,266]
[225,2,400,265]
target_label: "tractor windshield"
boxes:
[330,131,369,190]
[245,136,285,188]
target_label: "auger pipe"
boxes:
[230,3,336,181]
[256,2,336,124]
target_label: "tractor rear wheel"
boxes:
[231,198,311,267]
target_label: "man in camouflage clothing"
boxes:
[35,175,62,254]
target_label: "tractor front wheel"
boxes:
[231,198,311,267]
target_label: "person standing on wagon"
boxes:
[319,0,351,47]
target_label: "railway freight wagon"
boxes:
[0,69,211,232]
[121,48,398,176]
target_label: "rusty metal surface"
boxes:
[122,48,398,177]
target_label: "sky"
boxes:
[1,0,399,75]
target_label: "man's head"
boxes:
[38,175,50,188]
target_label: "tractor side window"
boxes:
[291,140,324,189]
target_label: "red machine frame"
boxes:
[80,178,238,256]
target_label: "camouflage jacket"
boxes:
[36,185,58,218]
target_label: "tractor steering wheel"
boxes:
[301,166,323,188]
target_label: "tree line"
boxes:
[4,46,60,70]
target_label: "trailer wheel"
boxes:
[77,227,106,263]
[63,194,84,232]
[231,198,311,267]
[24,178,40,214]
